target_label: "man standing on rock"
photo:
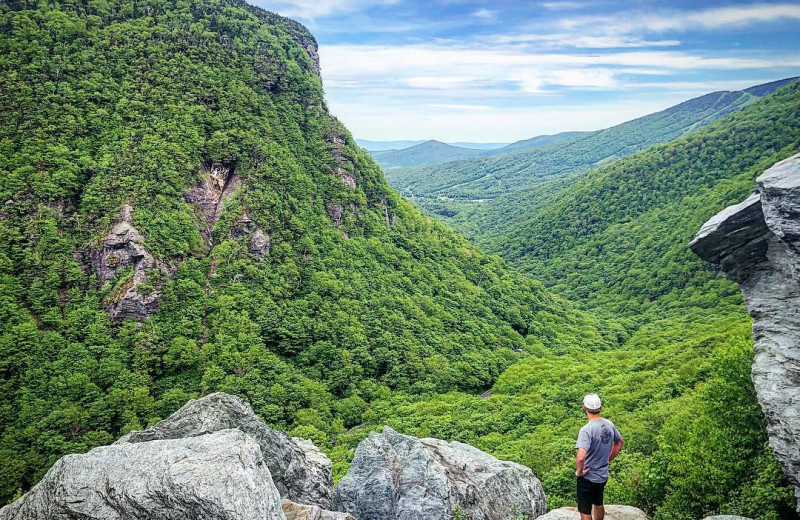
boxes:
[575,393,624,520]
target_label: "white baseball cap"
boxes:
[583,393,602,409]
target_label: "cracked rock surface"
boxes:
[117,392,334,508]
[333,426,546,520]
[690,153,800,510]
[0,429,285,520]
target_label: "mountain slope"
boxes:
[479,79,800,314]
[332,81,800,520]
[0,0,621,503]
[387,78,796,201]
[496,131,588,154]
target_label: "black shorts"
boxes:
[576,477,606,514]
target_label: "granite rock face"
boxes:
[537,506,648,520]
[689,153,800,509]
[117,392,333,508]
[332,426,546,520]
[0,429,286,520]
[282,499,355,520]
[90,204,166,320]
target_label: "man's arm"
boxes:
[576,448,590,477]
[609,437,624,463]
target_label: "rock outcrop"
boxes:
[90,204,165,320]
[230,214,271,258]
[689,153,800,509]
[333,426,546,520]
[185,161,241,246]
[0,429,285,520]
[537,506,648,520]
[282,500,355,520]
[117,392,334,508]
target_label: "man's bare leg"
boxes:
[580,513,593,520]
[593,505,605,520]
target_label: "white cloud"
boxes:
[539,1,586,10]
[487,34,681,49]
[559,3,800,34]
[319,40,799,140]
[255,0,396,19]
[320,43,800,94]
[472,8,496,20]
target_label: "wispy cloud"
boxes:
[540,1,586,10]
[559,3,800,34]
[320,43,800,94]
[269,0,800,140]
[472,8,496,20]
[257,0,397,19]
[486,34,681,49]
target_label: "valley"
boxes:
[0,1,798,520]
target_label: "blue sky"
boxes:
[252,0,800,142]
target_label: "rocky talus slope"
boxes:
[0,393,547,520]
[690,153,800,510]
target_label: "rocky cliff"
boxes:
[333,426,547,520]
[116,392,334,508]
[689,153,800,509]
[0,393,548,520]
[0,429,286,520]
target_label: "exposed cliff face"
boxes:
[90,204,167,320]
[333,426,547,520]
[0,429,286,520]
[689,153,800,509]
[117,392,334,508]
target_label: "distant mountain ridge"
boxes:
[386,77,798,202]
[368,132,586,169]
[357,139,508,152]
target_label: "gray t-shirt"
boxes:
[575,418,622,483]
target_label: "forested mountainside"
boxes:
[479,79,800,314]
[0,0,619,504]
[387,78,795,203]
[369,132,586,170]
[329,80,800,520]
[0,1,797,520]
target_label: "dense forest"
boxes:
[0,1,797,519]
[0,0,618,503]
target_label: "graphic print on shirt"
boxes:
[600,424,612,444]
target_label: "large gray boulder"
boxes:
[332,426,546,520]
[538,505,647,520]
[0,429,286,520]
[689,153,800,510]
[117,392,334,508]
[282,499,355,520]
